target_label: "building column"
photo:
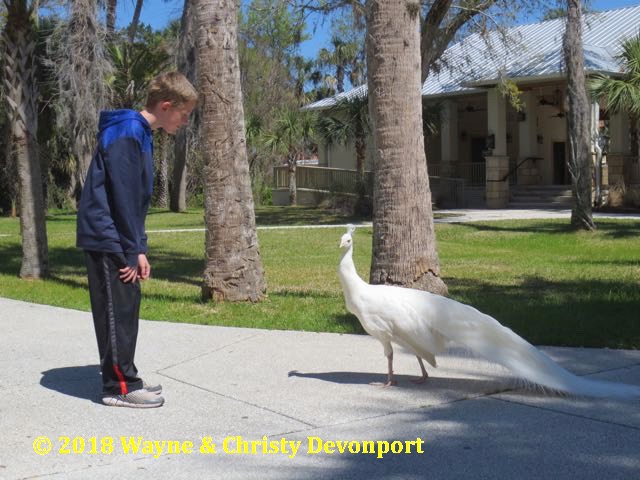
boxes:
[607,111,631,187]
[608,110,631,155]
[487,88,507,156]
[516,91,540,185]
[485,87,510,208]
[591,100,605,204]
[440,100,458,177]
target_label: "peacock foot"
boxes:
[410,375,429,384]
[370,380,397,387]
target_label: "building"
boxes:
[301,5,640,208]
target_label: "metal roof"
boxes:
[301,85,368,111]
[304,4,640,111]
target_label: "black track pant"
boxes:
[85,251,143,395]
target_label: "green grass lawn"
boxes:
[1,206,639,349]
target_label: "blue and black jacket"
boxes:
[77,110,154,268]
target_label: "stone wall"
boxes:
[485,155,510,208]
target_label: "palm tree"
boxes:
[263,109,316,205]
[366,0,447,295]
[48,0,112,202]
[317,95,369,174]
[194,0,267,302]
[1,0,49,278]
[290,54,316,103]
[317,36,358,94]
[316,94,370,208]
[589,33,640,160]
[107,32,172,109]
[563,0,595,230]
[245,113,263,170]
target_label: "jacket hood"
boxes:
[98,110,151,133]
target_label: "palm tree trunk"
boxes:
[288,157,297,205]
[76,132,93,199]
[171,0,195,212]
[354,129,368,213]
[336,64,344,93]
[1,134,19,217]
[564,0,595,230]
[127,0,144,43]
[155,131,169,208]
[194,0,266,302]
[630,116,639,161]
[171,129,189,211]
[67,170,78,210]
[366,0,447,295]
[2,0,49,278]
[355,121,366,177]
[66,133,92,207]
[106,0,117,35]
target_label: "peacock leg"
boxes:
[383,351,398,387]
[371,343,397,387]
[410,357,429,384]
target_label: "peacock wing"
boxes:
[359,284,447,367]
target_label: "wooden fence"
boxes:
[274,165,465,207]
[274,166,374,195]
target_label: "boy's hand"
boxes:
[119,265,138,283]
[118,254,150,283]
[137,254,151,280]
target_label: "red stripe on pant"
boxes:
[113,364,129,395]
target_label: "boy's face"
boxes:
[157,101,196,135]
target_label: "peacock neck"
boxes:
[339,245,366,291]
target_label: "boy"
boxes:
[77,72,198,408]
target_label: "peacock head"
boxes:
[340,224,356,249]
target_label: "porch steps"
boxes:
[509,185,573,209]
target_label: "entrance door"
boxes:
[471,138,486,163]
[470,137,486,186]
[553,142,567,185]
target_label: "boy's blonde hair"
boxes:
[146,71,198,109]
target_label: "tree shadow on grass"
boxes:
[150,248,202,287]
[462,220,574,234]
[255,206,369,226]
[271,289,339,299]
[44,214,77,222]
[570,259,640,267]
[461,219,640,238]
[330,312,366,334]
[3,242,639,348]
[0,242,21,275]
[447,275,640,349]
[0,243,85,278]
[0,241,203,288]
[596,219,640,238]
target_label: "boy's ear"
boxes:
[160,101,172,111]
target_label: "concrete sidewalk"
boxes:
[1,297,639,480]
[435,208,640,223]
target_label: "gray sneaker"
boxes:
[142,380,162,395]
[102,389,165,408]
